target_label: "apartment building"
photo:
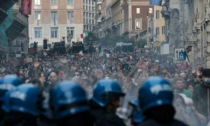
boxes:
[29,0,83,46]
[83,0,95,32]
[152,5,165,47]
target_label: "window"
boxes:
[156,10,159,19]
[35,0,40,5]
[35,11,41,20]
[149,8,153,14]
[51,27,58,38]
[135,19,142,30]
[67,27,75,37]
[34,27,42,38]
[51,0,57,5]
[67,11,74,21]
[136,8,140,14]
[51,11,57,22]
[162,26,165,34]
[156,27,160,35]
[67,0,73,6]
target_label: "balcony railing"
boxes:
[14,11,28,26]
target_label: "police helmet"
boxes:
[50,80,89,119]
[91,79,124,107]
[138,76,173,113]
[129,98,144,124]
[0,75,22,101]
[2,84,40,116]
[1,74,22,86]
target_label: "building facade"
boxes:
[83,0,95,32]
[0,0,29,60]
[28,0,83,47]
[192,0,210,68]
[152,5,165,47]
[161,0,210,68]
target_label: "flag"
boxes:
[21,0,32,15]
[80,32,89,38]
[150,0,162,6]
[80,33,84,38]
[185,52,190,69]
[84,32,89,37]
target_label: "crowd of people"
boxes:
[0,48,210,126]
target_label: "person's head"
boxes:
[174,93,193,113]
[0,75,22,105]
[180,72,186,79]
[74,72,80,76]
[174,78,185,90]
[200,68,210,87]
[161,67,167,73]
[173,73,179,79]
[138,76,173,114]
[91,79,125,112]
[50,80,90,122]
[2,84,40,124]
[48,71,58,85]
[188,84,194,93]
[29,78,42,87]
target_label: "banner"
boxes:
[150,0,162,6]
[21,0,32,15]
[25,58,33,63]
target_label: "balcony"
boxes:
[0,9,8,24]
[0,0,19,11]
[6,12,27,41]
[111,0,120,7]
[14,10,28,26]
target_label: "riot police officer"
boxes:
[1,84,40,126]
[138,76,188,126]
[0,75,22,120]
[89,79,126,126]
[50,80,94,126]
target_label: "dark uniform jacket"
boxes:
[138,119,188,126]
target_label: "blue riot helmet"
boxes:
[129,98,144,125]
[1,74,22,86]
[91,79,125,107]
[138,76,173,113]
[0,75,22,102]
[50,80,89,120]
[2,84,41,116]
